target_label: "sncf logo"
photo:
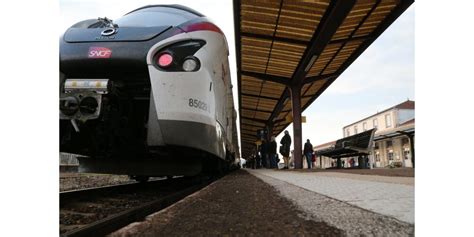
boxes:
[88,47,112,58]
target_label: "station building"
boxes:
[315,100,415,168]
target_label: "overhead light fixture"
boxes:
[304,55,318,72]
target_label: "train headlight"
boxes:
[182,58,199,72]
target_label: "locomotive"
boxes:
[60,5,239,181]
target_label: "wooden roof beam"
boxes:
[241,32,370,48]
[304,73,338,84]
[241,107,274,113]
[240,116,268,124]
[241,70,290,85]
[241,32,308,46]
[329,35,372,45]
[317,1,381,83]
[241,122,264,127]
[266,88,290,124]
[290,0,357,87]
[241,93,280,101]
[240,128,260,133]
[241,132,257,137]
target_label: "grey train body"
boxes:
[60,5,239,177]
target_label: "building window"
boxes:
[388,150,394,161]
[375,151,380,162]
[386,140,393,147]
[373,118,378,128]
[404,149,410,160]
[354,125,358,134]
[402,138,409,145]
[395,151,401,160]
[346,129,350,137]
[385,114,392,128]
[363,122,367,131]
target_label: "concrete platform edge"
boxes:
[246,169,414,236]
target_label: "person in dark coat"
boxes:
[268,136,277,168]
[260,140,268,168]
[304,139,313,169]
[255,153,261,169]
[280,131,291,169]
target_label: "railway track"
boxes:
[60,175,217,236]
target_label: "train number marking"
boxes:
[188,98,209,112]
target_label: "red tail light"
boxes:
[180,22,223,34]
[157,53,173,67]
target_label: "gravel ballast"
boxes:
[60,173,133,191]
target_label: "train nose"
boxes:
[60,96,79,116]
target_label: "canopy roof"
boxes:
[234,0,414,158]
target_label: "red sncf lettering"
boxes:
[88,47,112,58]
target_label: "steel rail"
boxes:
[60,176,216,237]
[60,178,171,204]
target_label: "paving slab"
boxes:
[247,169,414,224]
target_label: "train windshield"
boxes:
[114,6,200,27]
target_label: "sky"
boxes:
[60,0,414,155]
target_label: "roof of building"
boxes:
[235,0,414,158]
[314,140,337,150]
[395,100,415,110]
[399,118,415,126]
[343,100,415,129]
[373,119,415,140]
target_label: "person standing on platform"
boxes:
[269,136,277,168]
[280,130,291,169]
[255,154,261,169]
[304,139,313,169]
[261,140,268,168]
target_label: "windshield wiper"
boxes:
[97,17,118,28]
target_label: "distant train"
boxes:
[60,5,239,181]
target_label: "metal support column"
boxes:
[267,123,273,142]
[290,84,303,169]
[409,135,415,168]
[398,131,415,168]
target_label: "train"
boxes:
[60,5,240,181]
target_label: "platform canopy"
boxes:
[233,0,413,159]
[316,128,376,158]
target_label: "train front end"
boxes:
[60,5,231,177]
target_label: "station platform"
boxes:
[110,169,414,236]
[248,169,414,224]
